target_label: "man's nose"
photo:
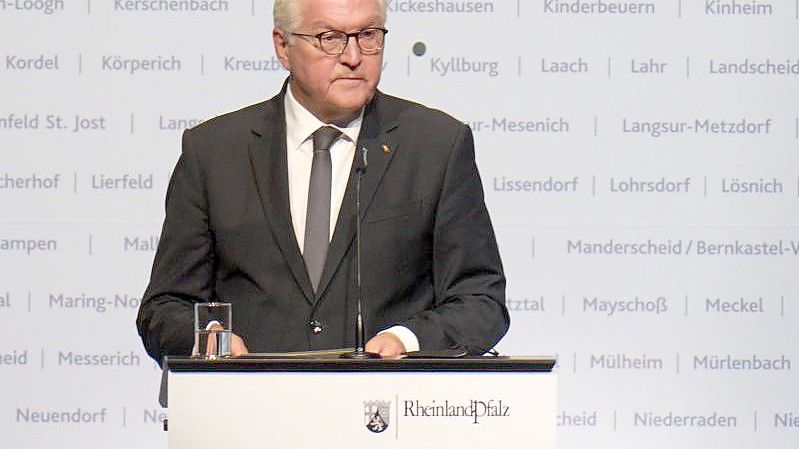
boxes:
[339,35,363,66]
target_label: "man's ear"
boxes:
[273,28,291,71]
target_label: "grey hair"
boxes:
[273,0,387,35]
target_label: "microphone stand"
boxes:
[342,147,380,359]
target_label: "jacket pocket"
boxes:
[366,198,422,224]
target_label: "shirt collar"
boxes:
[284,83,363,151]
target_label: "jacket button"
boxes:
[310,319,323,334]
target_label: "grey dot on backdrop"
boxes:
[412,42,426,57]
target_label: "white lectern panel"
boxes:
[168,371,556,449]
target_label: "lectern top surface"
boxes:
[164,355,557,373]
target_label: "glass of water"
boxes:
[193,302,232,359]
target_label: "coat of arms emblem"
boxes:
[364,400,391,433]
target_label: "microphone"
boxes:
[356,146,368,174]
[342,146,379,359]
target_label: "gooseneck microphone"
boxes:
[342,146,380,359]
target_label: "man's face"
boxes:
[274,0,385,125]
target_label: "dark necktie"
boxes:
[304,126,341,293]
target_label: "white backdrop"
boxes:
[1,1,797,448]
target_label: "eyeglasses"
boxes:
[292,28,388,56]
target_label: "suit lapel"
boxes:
[248,92,317,305]
[316,92,399,298]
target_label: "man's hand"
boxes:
[365,333,406,358]
[205,323,249,357]
[230,333,249,356]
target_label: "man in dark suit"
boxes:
[136,0,509,362]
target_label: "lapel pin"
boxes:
[382,143,391,154]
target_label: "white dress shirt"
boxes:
[284,85,360,249]
[283,85,419,353]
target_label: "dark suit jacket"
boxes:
[136,84,509,363]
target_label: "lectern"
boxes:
[163,356,557,449]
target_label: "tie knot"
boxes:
[313,126,342,152]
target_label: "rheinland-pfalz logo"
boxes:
[404,399,510,424]
[364,400,390,433]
